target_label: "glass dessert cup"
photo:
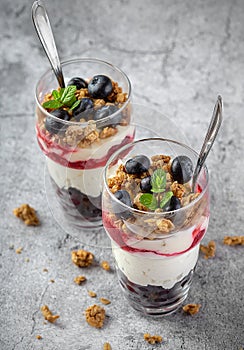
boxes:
[35,57,133,228]
[102,138,210,317]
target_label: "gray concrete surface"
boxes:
[1,0,244,349]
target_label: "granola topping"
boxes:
[143,333,163,344]
[13,204,40,226]
[41,305,60,323]
[71,249,94,267]
[182,303,201,315]
[200,240,216,259]
[85,304,105,328]
[103,342,112,350]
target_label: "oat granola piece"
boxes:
[99,127,117,139]
[101,260,110,271]
[88,290,97,298]
[182,303,201,315]
[85,304,105,328]
[71,249,94,267]
[15,247,23,254]
[41,305,59,323]
[200,240,216,259]
[74,275,86,285]
[171,181,185,199]
[223,236,244,246]
[156,218,175,233]
[103,342,112,350]
[36,335,42,340]
[143,333,163,344]
[13,204,40,226]
[99,298,111,305]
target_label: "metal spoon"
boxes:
[192,95,223,192]
[32,0,65,88]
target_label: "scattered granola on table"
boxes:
[71,249,94,267]
[74,275,86,285]
[223,236,244,246]
[101,260,110,271]
[182,303,201,315]
[200,240,216,259]
[41,305,60,323]
[99,298,111,305]
[85,304,105,328]
[15,247,23,254]
[13,204,40,226]
[103,342,112,350]
[143,333,163,344]
[36,335,42,340]
[88,290,97,298]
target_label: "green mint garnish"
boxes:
[160,191,173,208]
[139,169,173,211]
[69,99,81,111]
[151,168,166,193]
[139,193,158,211]
[42,85,78,110]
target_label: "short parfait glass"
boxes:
[102,138,209,316]
[35,58,133,228]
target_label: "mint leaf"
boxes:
[160,191,173,208]
[42,100,63,109]
[69,99,81,111]
[60,85,77,105]
[139,193,158,210]
[151,168,166,193]
[52,90,60,100]
[65,95,77,108]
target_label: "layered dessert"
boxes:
[102,140,209,315]
[36,65,134,227]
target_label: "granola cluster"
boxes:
[200,240,216,259]
[143,333,163,344]
[74,275,86,285]
[85,304,106,328]
[71,249,94,267]
[223,236,244,246]
[182,303,201,315]
[41,305,60,323]
[13,204,40,226]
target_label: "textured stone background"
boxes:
[0,0,244,349]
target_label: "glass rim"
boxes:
[103,137,209,216]
[35,57,132,127]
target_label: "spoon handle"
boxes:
[192,95,223,191]
[32,0,65,88]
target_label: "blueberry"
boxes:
[67,77,88,89]
[140,176,152,192]
[94,105,122,126]
[113,190,132,219]
[163,195,181,212]
[114,190,132,207]
[171,155,193,184]
[73,98,94,121]
[88,75,113,99]
[45,109,70,134]
[125,155,150,174]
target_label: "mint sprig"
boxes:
[42,85,81,111]
[139,169,173,211]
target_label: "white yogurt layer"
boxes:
[111,240,200,289]
[47,158,104,197]
[46,124,135,197]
